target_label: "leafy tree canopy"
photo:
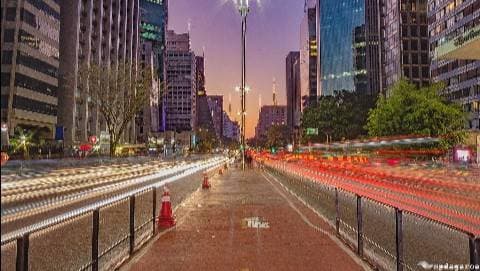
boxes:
[266,124,289,149]
[302,90,376,143]
[366,79,466,148]
[195,128,218,153]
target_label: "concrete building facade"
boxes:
[164,30,196,132]
[286,51,301,143]
[428,0,479,130]
[207,95,223,140]
[255,105,287,140]
[139,0,168,134]
[1,0,60,140]
[136,40,160,142]
[300,0,318,106]
[195,56,205,96]
[222,111,239,141]
[382,0,430,92]
[57,0,141,145]
[365,0,384,95]
[194,56,216,134]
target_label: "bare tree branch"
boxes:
[77,61,153,156]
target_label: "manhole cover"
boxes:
[241,217,269,229]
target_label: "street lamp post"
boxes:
[237,0,249,171]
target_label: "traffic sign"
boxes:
[306,128,318,135]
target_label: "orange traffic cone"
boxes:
[0,152,9,166]
[202,172,210,189]
[158,187,175,229]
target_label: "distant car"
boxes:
[386,158,400,166]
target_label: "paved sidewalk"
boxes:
[124,167,369,271]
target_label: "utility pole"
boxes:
[237,0,249,171]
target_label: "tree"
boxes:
[301,90,376,143]
[266,125,289,149]
[78,62,152,156]
[195,128,218,153]
[223,137,240,150]
[366,79,466,148]
[9,128,36,159]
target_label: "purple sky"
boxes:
[169,0,305,138]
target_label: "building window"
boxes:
[412,53,419,64]
[14,73,58,96]
[5,7,16,21]
[403,40,409,51]
[25,0,60,20]
[411,40,418,50]
[412,67,419,78]
[421,40,428,50]
[12,95,57,116]
[17,29,59,59]
[410,26,418,37]
[2,51,13,64]
[20,8,37,28]
[421,53,428,64]
[1,95,9,109]
[3,29,15,43]
[1,73,11,87]
[16,51,58,78]
[422,67,429,78]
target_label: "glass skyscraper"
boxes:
[140,0,168,80]
[318,0,367,96]
[140,0,168,132]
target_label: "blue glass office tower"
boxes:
[317,0,382,96]
[319,0,366,96]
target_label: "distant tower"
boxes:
[258,94,262,112]
[187,19,192,49]
[202,45,206,71]
[228,93,232,115]
[272,77,277,106]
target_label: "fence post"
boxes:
[91,209,100,271]
[395,208,404,271]
[356,195,363,257]
[129,195,135,255]
[16,233,29,271]
[152,188,157,235]
[470,235,480,266]
[335,188,340,236]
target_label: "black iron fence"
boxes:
[1,157,229,271]
[261,162,479,271]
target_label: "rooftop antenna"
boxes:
[228,93,232,116]
[202,45,206,87]
[187,19,192,49]
[272,77,277,106]
[258,93,262,112]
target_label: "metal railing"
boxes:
[261,161,480,271]
[1,156,229,271]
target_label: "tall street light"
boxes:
[236,0,249,170]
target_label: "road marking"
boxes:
[261,171,372,271]
[242,217,270,229]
